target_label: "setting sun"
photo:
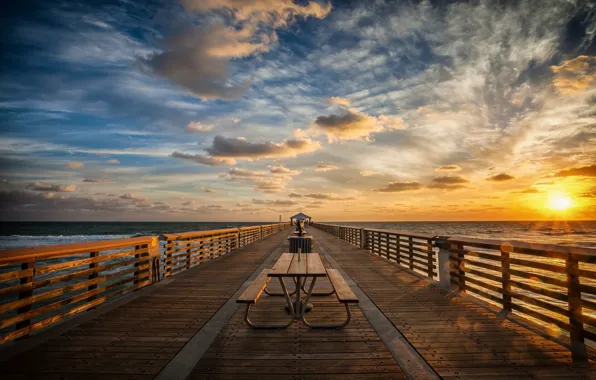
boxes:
[547,193,574,211]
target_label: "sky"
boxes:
[0,0,595,222]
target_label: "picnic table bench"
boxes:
[237,251,359,328]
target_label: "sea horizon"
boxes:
[1,220,595,251]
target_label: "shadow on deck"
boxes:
[0,228,595,379]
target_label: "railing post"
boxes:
[566,254,588,366]
[185,240,192,270]
[133,244,144,285]
[165,239,173,278]
[426,239,434,278]
[396,235,402,266]
[88,251,99,308]
[501,249,512,312]
[434,237,451,288]
[15,259,34,339]
[359,228,364,248]
[408,236,414,270]
[457,243,465,293]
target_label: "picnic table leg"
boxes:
[243,278,295,329]
[302,302,351,329]
[294,276,302,318]
[264,281,297,297]
[301,277,317,315]
[301,276,335,296]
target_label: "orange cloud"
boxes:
[551,55,596,95]
[65,161,84,169]
[435,165,462,172]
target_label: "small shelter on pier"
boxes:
[290,212,311,226]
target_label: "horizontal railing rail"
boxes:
[312,222,596,365]
[0,222,291,345]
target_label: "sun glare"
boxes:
[546,193,574,211]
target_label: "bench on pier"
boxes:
[237,269,294,328]
[302,268,359,328]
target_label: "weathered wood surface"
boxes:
[309,228,596,380]
[0,230,291,379]
[189,247,406,380]
[326,269,358,303]
[237,269,272,304]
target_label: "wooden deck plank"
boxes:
[308,228,596,380]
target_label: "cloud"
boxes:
[206,136,320,160]
[313,110,384,141]
[269,165,301,176]
[196,185,223,193]
[513,188,544,194]
[252,198,297,206]
[65,161,84,169]
[83,178,111,183]
[487,173,516,182]
[228,167,266,178]
[553,164,596,177]
[204,188,222,193]
[145,2,330,100]
[426,176,470,191]
[119,193,146,202]
[327,97,351,107]
[308,108,407,142]
[304,193,355,201]
[315,163,338,172]
[186,121,214,133]
[171,151,236,166]
[107,159,120,165]
[551,56,596,95]
[360,170,380,177]
[180,0,331,22]
[27,182,77,192]
[435,165,462,172]
[254,180,285,193]
[289,193,303,198]
[431,176,469,184]
[373,181,423,192]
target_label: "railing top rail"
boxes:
[447,235,596,260]
[0,236,158,262]
[239,225,262,231]
[363,228,437,240]
[162,228,239,240]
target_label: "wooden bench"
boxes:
[237,269,294,328]
[302,268,359,328]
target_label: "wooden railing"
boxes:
[312,222,596,364]
[0,236,159,345]
[447,236,596,364]
[313,223,437,279]
[162,228,239,278]
[0,222,291,345]
[239,226,262,247]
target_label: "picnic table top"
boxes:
[268,252,327,277]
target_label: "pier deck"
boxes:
[1,228,595,379]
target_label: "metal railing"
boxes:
[312,222,596,364]
[0,222,291,345]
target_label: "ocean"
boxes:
[0,220,594,250]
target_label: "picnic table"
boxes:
[237,251,359,329]
[269,252,327,318]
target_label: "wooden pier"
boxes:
[0,223,595,379]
